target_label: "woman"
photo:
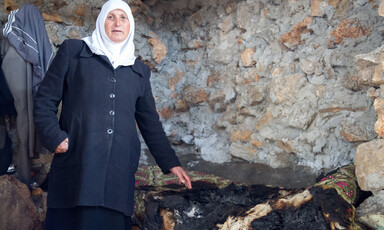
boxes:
[34,0,191,229]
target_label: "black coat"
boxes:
[34,39,181,216]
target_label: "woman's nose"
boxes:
[115,19,121,26]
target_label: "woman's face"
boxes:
[104,9,130,43]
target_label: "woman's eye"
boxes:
[107,15,114,20]
[121,16,127,20]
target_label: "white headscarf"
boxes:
[82,0,136,68]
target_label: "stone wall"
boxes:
[353,0,384,195]
[352,1,384,228]
[1,0,383,174]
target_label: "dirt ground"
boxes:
[146,153,319,189]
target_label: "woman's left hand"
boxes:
[170,166,192,189]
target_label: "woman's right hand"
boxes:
[55,138,69,153]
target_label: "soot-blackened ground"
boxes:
[250,199,330,230]
[138,181,297,230]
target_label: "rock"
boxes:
[32,191,48,223]
[373,66,384,86]
[379,0,384,17]
[240,48,255,67]
[194,134,231,163]
[159,106,174,119]
[317,86,369,114]
[45,22,61,47]
[0,175,42,230]
[374,98,384,137]
[189,11,202,28]
[310,0,327,17]
[3,0,18,13]
[142,0,158,7]
[207,91,227,113]
[41,12,63,23]
[228,142,254,162]
[235,84,266,109]
[75,4,87,16]
[68,28,83,39]
[219,14,234,34]
[207,29,240,65]
[274,100,317,130]
[181,85,208,106]
[356,190,384,229]
[186,39,205,50]
[330,18,370,45]
[67,16,84,27]
[339,114,377,142]
[279,17,314,50]
[229,141,294,168]
[235,1,256,31]
[168,70,185,91]
[175,99,189,112]
[147,35,168,64]
[269,74,306,104]
[231,130,252,142]
[328,0,353,18]
[234,69,260,85]
[299,55,324,76]
[354,46,382,87]
[255,111,272,130]
[375,87,384,101]
[354,139,384,192]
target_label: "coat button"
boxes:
[110,93,115,99]
[109,111,115,116]
[107,129,113,134]
[111,78,116,82]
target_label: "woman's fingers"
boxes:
[55,138,69,153]
[170,166,192,189]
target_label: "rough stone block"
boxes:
[310,0,326,17]
[148,34,168,64]
[340,115,377,142]
[220,14,234,34]
[354,139,384,192]
[269,74,306,104]
[354,45,382,86]
[379,0,384,17]
[374,98,384,137]
[3,0,18,13]
[0,175,42,229]
[159,106,174,119]
[330,19,370,45]
[236,1,254,30]
[182,85,208,105]
[373,64,384,85]
[75,4,87,16]
[356,190,384,229]
[42,12,63,23]
[279,17,313,50]
[235,84,266,109]
[240,48,255,67]
[231,130,252,142]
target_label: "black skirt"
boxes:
[44,206,131,230]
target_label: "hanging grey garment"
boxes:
[1,40,32,184]
[3,4,53,95]
[1,37,51,185]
